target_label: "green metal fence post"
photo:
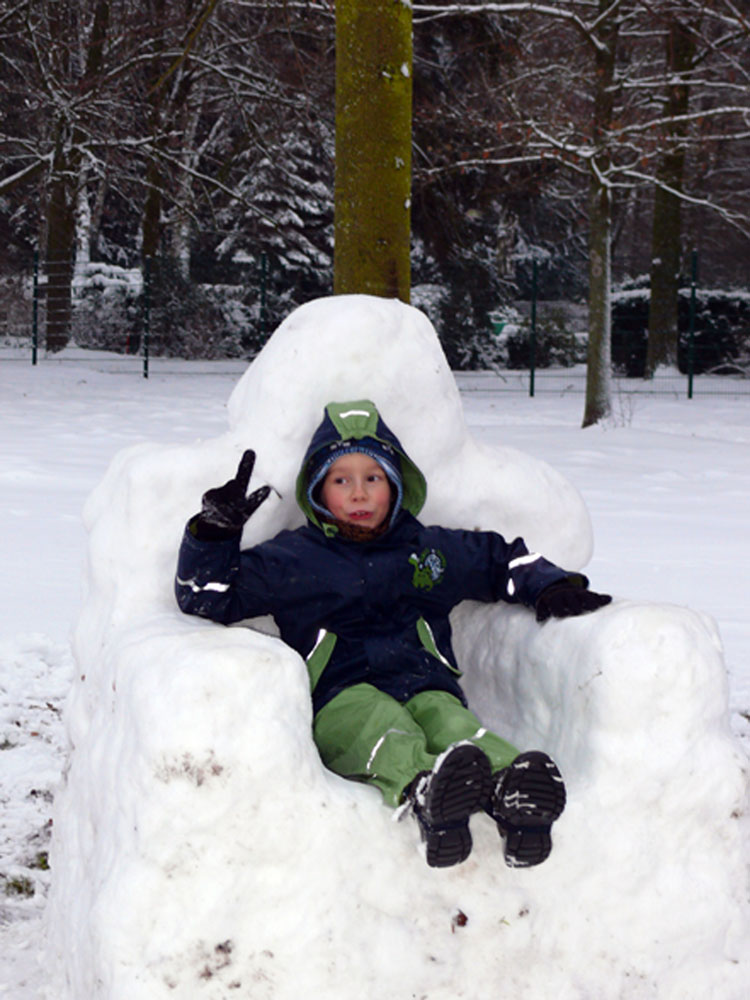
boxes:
[687,249,697,400]
[32,251,39,365]
[143,256,151,379]
[529,259,537,397]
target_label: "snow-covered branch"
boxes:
[0,153,51,195]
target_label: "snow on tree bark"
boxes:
[583,176,612,427]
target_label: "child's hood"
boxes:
[295,400,427,531]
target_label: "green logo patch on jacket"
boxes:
[409,548,446,590]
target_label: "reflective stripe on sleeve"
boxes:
[506,552,541,597]
[175,575,231,594]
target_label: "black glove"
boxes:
[195,450,271,539]
[535,579,612,623]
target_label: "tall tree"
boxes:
[0,0,137,349]
[646,0,749,375]
[581,0,619,426]
[334,0,413,301]
[417,0,629,424]
[45,0,112,350]
[411,9,527,363]
[140,0,223,265]
[646,15,695,375]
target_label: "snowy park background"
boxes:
[1,296,749,998]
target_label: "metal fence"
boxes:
[455,367,750,399]
[2,254,269,374]
[1,255,748,396]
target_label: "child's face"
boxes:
[320,452,392,529]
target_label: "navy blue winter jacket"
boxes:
[175,401,573,715]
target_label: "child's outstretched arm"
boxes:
[426,527,610,622]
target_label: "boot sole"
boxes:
[493,751,566,868]
[419,743,492,868]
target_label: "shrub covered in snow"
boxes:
[71,263,143,354]
[494,304,585,370]
[612,277,750,377]
[67,260,264,359]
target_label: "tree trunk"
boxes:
[583,176,612,427]
[334,0,412,302]
[142,139,164,261]
[646,180,683,373]
[166,80,205,279]
[44,0,112,353]
[141,0,168,263]
[646,18,696,376]
[582,3,617,427]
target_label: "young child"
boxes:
[175,400,611,869]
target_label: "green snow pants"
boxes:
[312,683,519,807]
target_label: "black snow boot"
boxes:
[407,742,492,868]
[490,751,566,868]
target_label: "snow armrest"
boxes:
[451,597,745,802]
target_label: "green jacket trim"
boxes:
[416,616,462,676]
[306,629,338,692]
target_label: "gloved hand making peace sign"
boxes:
[193,449,271,540]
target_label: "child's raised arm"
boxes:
[192,449,271,540]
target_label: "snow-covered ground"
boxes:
[1,301,749,998]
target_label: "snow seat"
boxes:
[47,295,750,1000]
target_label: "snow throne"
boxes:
[47,295,749,1000]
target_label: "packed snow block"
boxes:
[454,598,749,982]
[47,295,750,999]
